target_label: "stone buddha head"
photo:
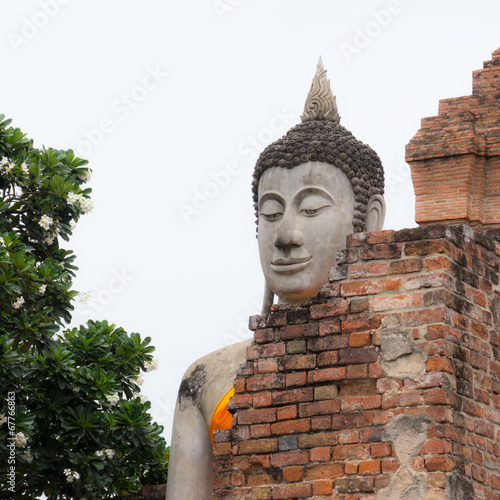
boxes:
[253,59,385,311]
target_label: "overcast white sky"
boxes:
[1,0,499,444]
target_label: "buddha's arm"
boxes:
[166,401,213,500]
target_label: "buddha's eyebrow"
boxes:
[258,192,285,210]
[294,187,335,204]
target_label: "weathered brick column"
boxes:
[406,48,500,231]
[213,226,500,499]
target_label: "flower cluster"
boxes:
[144,359,158,372]
[0,156,14,173]
[106,393,119,405]
[39,214,53,230]
[131,374,144,386]
[67,192,94,213]
[12,296,25,309]
[20,161,29,174]
[64,469,80,482]
[95,448,115,459]
[38,284,47,294]
[22,449,33,463]
[77,170,91,182]
[14,432,27,448]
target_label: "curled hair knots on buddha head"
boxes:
[252,120,384,232]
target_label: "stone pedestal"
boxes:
[213,226,500,499]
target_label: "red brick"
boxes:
[278,354,316,371]
[272,483,311,499]
[371,442,391,458]
[312,479,333,495]
[239,438,278,454]
[349,331,371,347]
[366,230,394,244]
[310,446,331,462]
[253,392,272,408]
[285,371,307,387]
[338,347,378,365]
[318,320,341,335]
[299,399,341,417]
[305,462,344,480]
[308,335,348,351]
[255,358,279,374]
[425,455,456,472]
[350,262,389,278]
[310,300,349,319]
[277,405,297,421]
[270,450,310,467]
[317,350,339,366]
[404,239,452,257]
[346,363,368,379]
[308,366,346,383]
[383,277,402,290]
[298,431,338,448]
[250,424,271,439]
[331,412,373,430]
[341,279,382,297]
[270,418,311,435]
[359,460,381,475]
[246,374,286,392]
[279,323,318,340]
[371,295,412,312]
[389,258,422,274]
[247,342,286,360]
[238,408,277,425]
[332,444,370,460]
[361,243,402,260]
[282,466,303,482]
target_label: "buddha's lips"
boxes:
[271,256,312,274]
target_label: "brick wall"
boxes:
[406,48,500,230]
[212,226,500,499]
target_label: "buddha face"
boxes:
[258,161,355,304]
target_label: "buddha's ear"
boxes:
[365,194,386,232]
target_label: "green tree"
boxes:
[0,115,169,498]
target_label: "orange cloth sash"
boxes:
[208,386,235,445]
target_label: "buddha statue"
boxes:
[165,58,386,500]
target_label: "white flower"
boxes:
[131,375,144,386]
[78,170,91,182]
[14,432,27,448]
[38,284,47,294]
[66,475,74,483]
[43,234,55,245]
[1,157,15,173]
[76,291,90,304]
[0,237,5,247]
[70,221,77,230]
[20,161,29,174]
[80,197,94,214]
[105,449,115,459]
[67,192,79,205]
[139,394,149,404]
[0,414,6,425]
[95,450,104,457]
[106,393,119,405]
[64,468,72,476]
[12,296,25,309]
[73,386,80,392]
[22,449,33,463]
[72,471,80,480]
[144,359,158,372]
[39,215,53,230]
[0,157,8,165]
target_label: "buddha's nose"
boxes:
[274,229,305,249]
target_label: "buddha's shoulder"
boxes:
[182,338,252,382]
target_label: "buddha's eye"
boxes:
[299,194,333,217]
[260,199,284,222]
